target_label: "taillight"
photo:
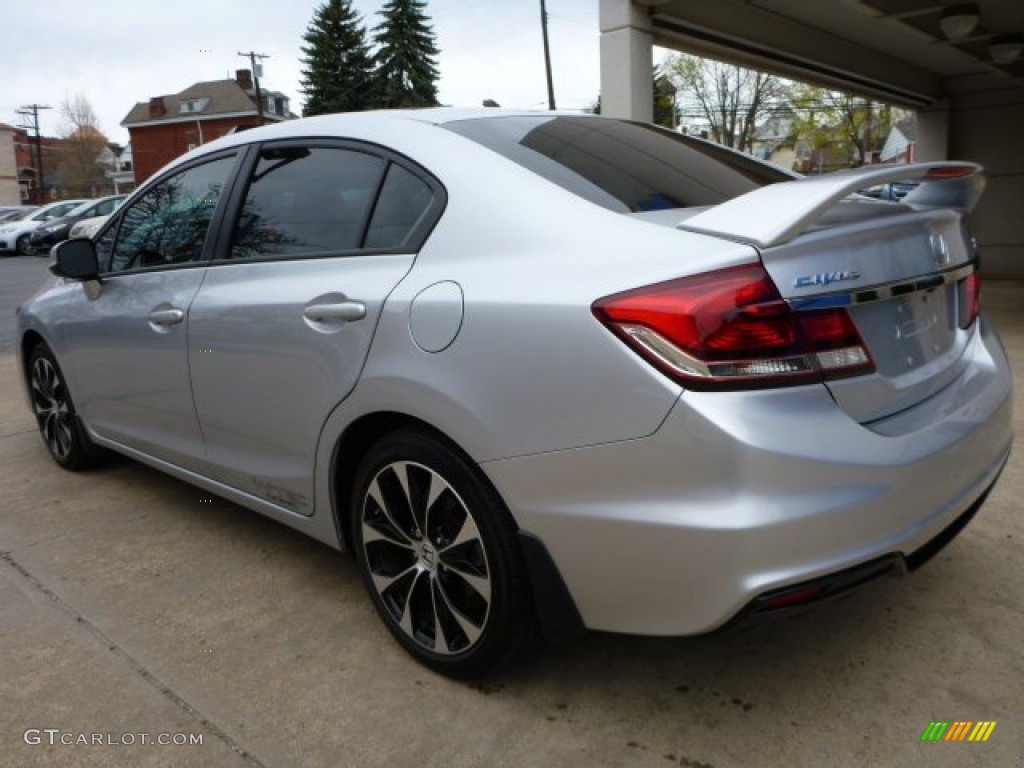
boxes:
[958,270,980,330]
[592,264,874,390]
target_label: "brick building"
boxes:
[11,128,65,203]
[121,69,294,185]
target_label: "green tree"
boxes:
[299,0,374,116]
[653,74,676,129]
[370,0,440,108]
[788,85,904,168]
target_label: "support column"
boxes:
[599,0,654,121]
[915,100,950,161]
[947,90,1024,279]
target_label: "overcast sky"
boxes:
[2,0,608,146]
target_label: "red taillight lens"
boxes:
[761,586,826,610]
[959,270,980,329]
[592,264,874,390]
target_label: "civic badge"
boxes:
[793,270,860,288]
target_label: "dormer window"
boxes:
[179,98,210,114]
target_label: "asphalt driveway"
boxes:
[1,255,1021,767]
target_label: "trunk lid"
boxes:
[676,163,984,423]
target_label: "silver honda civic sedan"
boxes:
[16,110,1013,678]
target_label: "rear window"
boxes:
[444,115,793,213]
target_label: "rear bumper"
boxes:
[722,467,1002,631]
[483,317,1013,635]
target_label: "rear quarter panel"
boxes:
[314,121,760,465]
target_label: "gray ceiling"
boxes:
[649,0,1024,105]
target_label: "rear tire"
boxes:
[27,344,108,470]
[350,429,536,678]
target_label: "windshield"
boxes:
[444,115,794,213]
[69,199,101,216]
[33,202,79,221]
[0,209,34,222]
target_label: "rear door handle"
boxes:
[148,308,185,326]
[303,301,366,323]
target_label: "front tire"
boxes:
[27,344,107,470]
[16,234,32,256]
[350,429,536,678]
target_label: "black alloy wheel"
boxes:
[27,344,107,470]
[16,234,32,256]
[350,429,537,678]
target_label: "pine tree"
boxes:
[370,0,441,108]
[299,0,374,116]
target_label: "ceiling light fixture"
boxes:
[939,3,981,40]
[990,34,1024,65]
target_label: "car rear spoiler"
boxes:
[678,162,985,249]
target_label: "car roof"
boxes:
[188,108,605,154]
[39,199,87,212]
[139,108,588,181]
[155,108,712,182]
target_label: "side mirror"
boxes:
[50,238,100,280]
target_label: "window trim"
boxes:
[95,149,244,277]
[209,137,447,267]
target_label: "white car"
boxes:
[0,199,88,255]
[0,205,38,223]
[69,214,113,239]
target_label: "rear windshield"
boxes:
[444,115,793,213]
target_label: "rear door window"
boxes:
[230,146,387,260]
[364,163,435,250]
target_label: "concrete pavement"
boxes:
[1,280,1022,768]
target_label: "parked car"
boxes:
[17,110,1011,678]
[0,199,87,255]
[28,195,126,254]
[69,214,112,239]
[0,205,38,223]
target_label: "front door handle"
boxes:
[148,308,185,326]
[303,301,366,323]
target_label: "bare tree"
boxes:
[61,94,101,135]
[56,94,110,197]
[661,54,786,151]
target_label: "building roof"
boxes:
[892,116,917,142]
[879,117,918,163]
[122,79,266,126]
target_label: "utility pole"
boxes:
[16,103,51,203]
[539,0,556,110]
[238,51,270,125]
[863,99,874,165]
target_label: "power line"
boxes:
[539,0,556,110]
[15,103,51,204]
[238,51,270,126]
